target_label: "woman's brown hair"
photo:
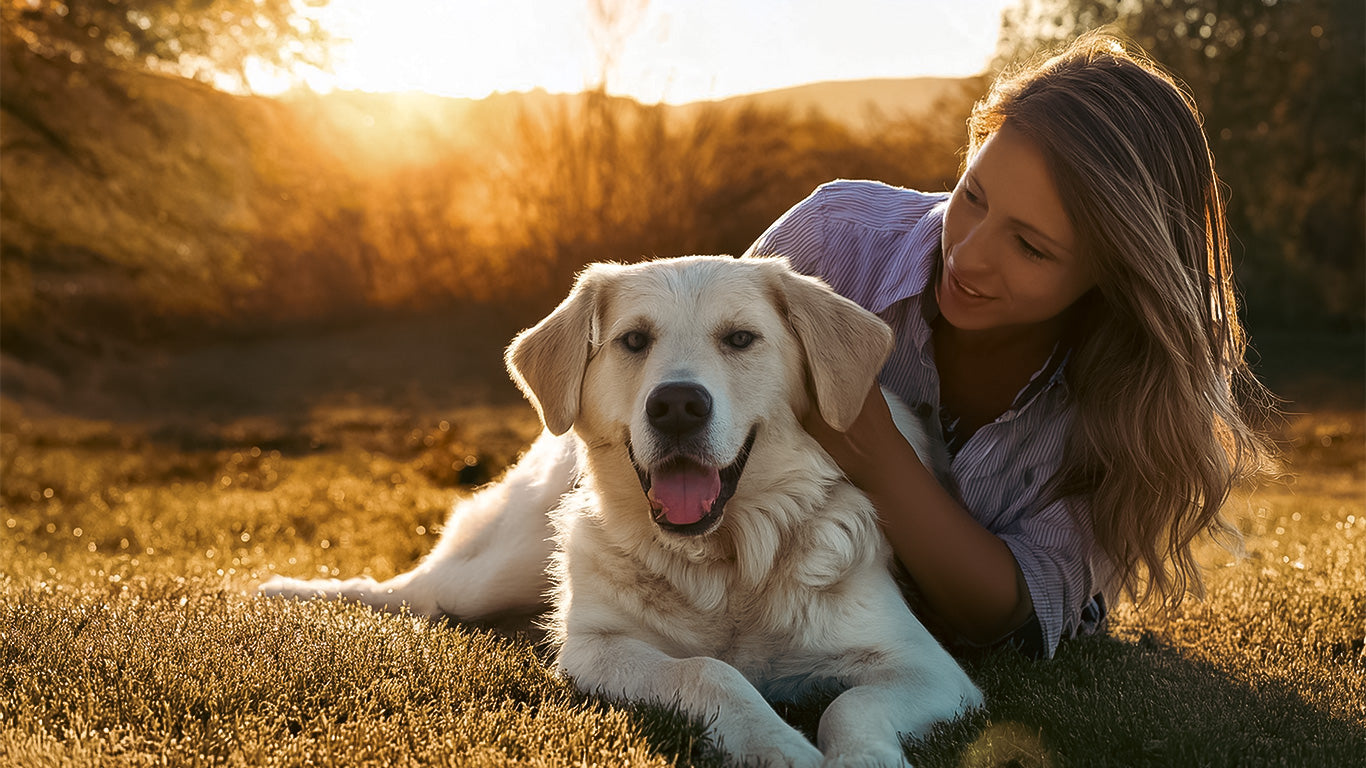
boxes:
[967,31,1279,605]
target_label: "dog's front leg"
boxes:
[816,658,983,767]
[559,633,823,768]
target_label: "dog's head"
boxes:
[505,256,892,537]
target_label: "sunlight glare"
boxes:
[250,0,595,98]
[248,0,1015,102]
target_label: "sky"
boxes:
[257,0,1016,104]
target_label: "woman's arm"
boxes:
[805,383,1035,645]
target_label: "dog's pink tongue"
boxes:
[648,464,722,525]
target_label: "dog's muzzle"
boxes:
[627,427,757,536]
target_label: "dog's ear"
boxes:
[771,261,894,431]
[505,266,609,435]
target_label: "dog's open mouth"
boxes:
[628,428,757,536]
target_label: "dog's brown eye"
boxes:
[621,331,650,352]
[724,330,756,349]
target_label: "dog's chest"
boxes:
[605,537,883,661]
[558,484,892,671]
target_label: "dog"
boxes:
[261,255,982,766]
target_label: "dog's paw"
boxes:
[722,734,823,768]
[257,575,373,602]
[256,575,314,598]
[739,746,823,768]
[256,575,441,617]
[819,746,908,768]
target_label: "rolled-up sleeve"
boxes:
[998,495,1097,658]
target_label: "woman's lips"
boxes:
[947,267,991,300]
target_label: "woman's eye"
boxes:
[620,331,650,352]
[961,185,983,207]
[724,330,756,349]
[1016,235,1049,261]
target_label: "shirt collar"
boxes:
[868,196,948,314]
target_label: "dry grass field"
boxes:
[1,324,1362,766]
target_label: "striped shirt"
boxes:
[744,179,1105,658]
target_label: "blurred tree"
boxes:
[587,0,649,93]
[483,90,973,306]
[992,0,1365,329]
[2,0,331,90]
[1,0,339,353]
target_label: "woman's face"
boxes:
[939,124,1095,334]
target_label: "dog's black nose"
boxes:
[646,383,713,436]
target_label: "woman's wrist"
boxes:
[860,436,940,516]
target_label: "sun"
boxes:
[248,0,597,99]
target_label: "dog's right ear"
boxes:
[505,267,608,436]
[769,260,894,432]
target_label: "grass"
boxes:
[2,343,1364,766]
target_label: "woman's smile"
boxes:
[945,265,992,301]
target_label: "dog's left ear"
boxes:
[505,266,611,435]
[769,260,894,431]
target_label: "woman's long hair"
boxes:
[967,31,1279,606]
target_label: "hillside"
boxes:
[288,76,981,141]
[697,76,984,131]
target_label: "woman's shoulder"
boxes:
[746,180,948,312]
[802,180,949,231]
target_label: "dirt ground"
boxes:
[2,310,1361,436]
[1,304,545,424]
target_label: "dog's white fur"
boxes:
[261,256,981,766]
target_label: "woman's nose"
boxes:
[953,220,994,273]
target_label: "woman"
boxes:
[744,31,1277,658]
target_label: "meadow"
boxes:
[4,1,1364,763]
[1,325,1363,767]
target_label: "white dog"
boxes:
[261,256,982,766]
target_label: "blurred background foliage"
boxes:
[5,0,330,86]
[1,0,1361,375]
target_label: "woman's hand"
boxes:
[802,383,928,498]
